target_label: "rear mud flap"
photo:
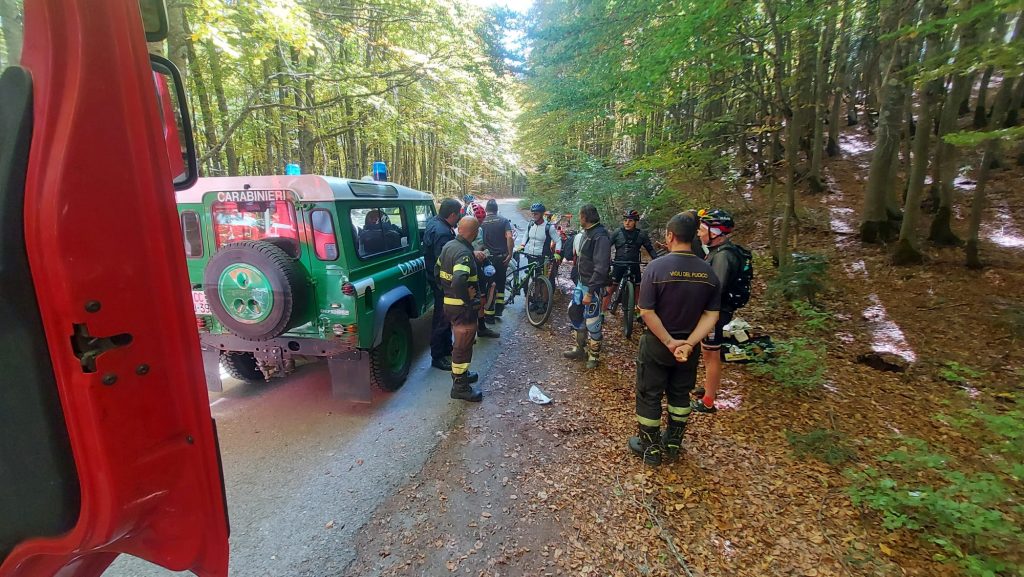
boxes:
[202,347,223,392]
[328,351,372,403]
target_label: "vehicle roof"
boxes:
[175,175,434,204]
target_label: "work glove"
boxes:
[554,252,563,262]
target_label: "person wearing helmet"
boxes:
[481,198,514,323]
[520,202,563,269]
[603,209,658,312]
[695,208,740,414]
[469,201,500,339]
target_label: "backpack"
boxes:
[721,244,753,310]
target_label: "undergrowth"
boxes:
[746,338,826,392]
[847,401,1024,577]
[769,253,829,303]
[792,300,834,333]
[786,428,855,466]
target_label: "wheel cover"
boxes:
[217,263,274,324]
[384,324,409,373]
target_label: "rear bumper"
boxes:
[199,333,357,357]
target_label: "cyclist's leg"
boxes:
[698,310,733,409]
[629,263,642,285]
[491,257,508,317]
[564,282,588,359]
[582,283,604,367]
[603,264,624,311]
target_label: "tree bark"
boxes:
[808,14,836,192]
[0,0,22,67]
[929,5,979,245]
[183,13,220,175]
[165,4,188,76]
[860,0,909,244]
[206,40,238,175]
[1004,73,1024,127]
[965,14,1021,268]
[828,0,852,156]
[973,66,994,128]
[893,0,946,265]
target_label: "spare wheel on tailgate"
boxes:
[203,240,309,340]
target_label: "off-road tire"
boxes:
[370,307,413,391]
[525,275,554,327]
[623,281,636,339]
[204,240,308,340]
[220,352,263,382]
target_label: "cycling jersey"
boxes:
[610,227,657,263]
[522,220,562,258]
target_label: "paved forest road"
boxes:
[106,200,532,577]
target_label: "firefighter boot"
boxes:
[661,425,686,461]
[562,330,587,360]
[585,339,601,369]
[628,425,662,466]
[450,373,482,402]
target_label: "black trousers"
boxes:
[635,332,697,429]
[429,280,453,360]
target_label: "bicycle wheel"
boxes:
[623,281,636,339]
[504,264,517,305]
[525,275,554,327]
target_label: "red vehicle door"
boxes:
[0,1,229,577]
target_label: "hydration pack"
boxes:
[722,244,754,310]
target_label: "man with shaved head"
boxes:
[435,215,485,402]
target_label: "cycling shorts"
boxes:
[610,263,641,284]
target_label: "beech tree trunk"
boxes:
[893,0,946,265]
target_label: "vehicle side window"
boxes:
[212,199,300,257]
[310,209,338,261]
[350,206,408,259]
[180,210,203,257]
[416,204,434,236]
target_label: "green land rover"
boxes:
[175,175,436,402]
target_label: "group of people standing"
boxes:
[422,197,745,465]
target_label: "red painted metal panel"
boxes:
[0,1,230,577]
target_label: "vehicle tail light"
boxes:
[342,282,355,296]
[197,317,208,332]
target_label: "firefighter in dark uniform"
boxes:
[436,216,485,402]
[423,198,462,371]
[630,212,722,466]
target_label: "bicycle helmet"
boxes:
[463,194,476,204]
[470,201,486,220]
[697,208,735,235]
[530,202,546,213]
[623,209,640,221]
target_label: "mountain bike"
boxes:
[495,250,554,327]
[607,260,642,339]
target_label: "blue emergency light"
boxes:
[372,161,388,181]
[285,163,301,175]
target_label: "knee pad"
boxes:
[567,301,584,330]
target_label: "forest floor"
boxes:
[346,123,1024,577]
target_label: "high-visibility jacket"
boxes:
[436,236,479,307]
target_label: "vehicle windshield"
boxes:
[212,199,300,257]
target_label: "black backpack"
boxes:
[721,244,753,310]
